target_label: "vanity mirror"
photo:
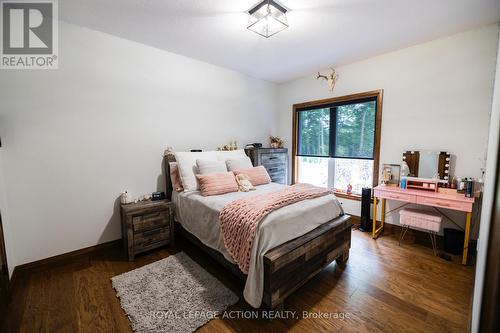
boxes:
[402,150,451,183]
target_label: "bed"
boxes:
[164,154,352,309]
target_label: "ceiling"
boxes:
[60,0,500,83]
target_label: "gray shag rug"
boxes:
[111,252,238,333]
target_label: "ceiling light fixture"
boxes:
[247,0,289,38]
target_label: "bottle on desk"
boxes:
[465,178,474,198]
[457,177,467,193]
[400,177,407,189]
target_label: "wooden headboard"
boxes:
[163,154,176,201]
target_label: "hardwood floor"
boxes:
[3,229,474,333]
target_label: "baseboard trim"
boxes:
[11,239,122,277]
[350,215,361,225]
[7,266,18,303]
[6,215,475,285]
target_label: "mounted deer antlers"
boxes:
[316,68,338,92]
[316,73,328,80]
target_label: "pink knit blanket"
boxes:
[219,183,333,274]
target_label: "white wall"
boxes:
[0,21,498,272]
[0,148,15,276]
[276,25,499,233]
[471,25,500,333]
[0,22,277,270]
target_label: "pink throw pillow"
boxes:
[195,172,239,196]
[233,166,271,186]
[169,162,184,192]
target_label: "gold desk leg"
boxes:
[381,198,386,230]
[462,212,472,265]
[372,197,385,239]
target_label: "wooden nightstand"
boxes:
[120,199,174,261]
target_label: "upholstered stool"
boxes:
[399,208,442,255]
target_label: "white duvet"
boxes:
[172,183,344,308]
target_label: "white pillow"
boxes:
[226,157,253,171]
[215,149,247,161]
[175,151,217,192]
[196,159,227,175]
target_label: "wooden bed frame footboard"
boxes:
[262,214,351,309]
[164,155,352,309]
[176,215,352,309]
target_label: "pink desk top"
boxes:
[374,184,475,204]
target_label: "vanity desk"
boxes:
[372,184,475,265]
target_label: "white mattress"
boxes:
[172,183,344,308]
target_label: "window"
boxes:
[292,91,383,196]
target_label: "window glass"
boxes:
[295,95,380,193]
[335,101,376,158]
[333,158,374,194]
[297,108,330,157]
[297,156,329,188]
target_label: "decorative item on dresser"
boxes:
[120,200,174,261]
[245,147,288,185]
[269,136,284,149]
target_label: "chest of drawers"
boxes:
[245,148,289,185]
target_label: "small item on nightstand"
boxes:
[152,191,166,201]
[347,184,352,194]
[120,191,133,204]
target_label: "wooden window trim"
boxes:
[333,192,362,201]
[291,90,383,199]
